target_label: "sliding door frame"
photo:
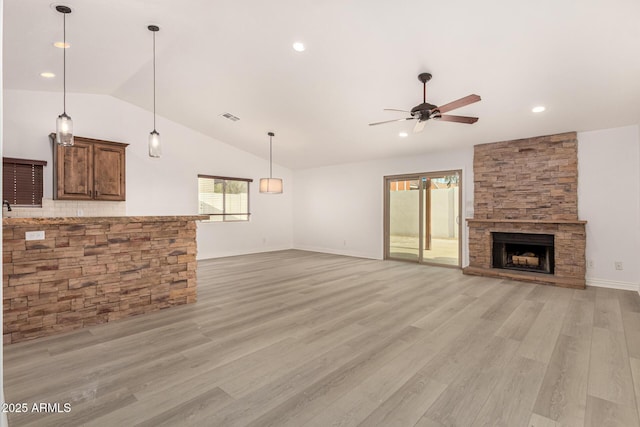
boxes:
[383,169,463,268]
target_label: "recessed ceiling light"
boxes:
[532,106,546,113]
[399,131,409,138]
[40,72,56,78]
[292,42,305,52]
[54,41,70,49]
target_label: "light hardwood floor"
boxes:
[4,250,640,426]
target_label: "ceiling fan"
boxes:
[369,73,481,133]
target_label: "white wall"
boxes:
[293,125,640,293]
[2,89,294,260]
[578,125,640,291]
[292,148,473,263]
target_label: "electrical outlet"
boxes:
[614,261,623,271]
[587,259,594,268]
[25,230,45,241]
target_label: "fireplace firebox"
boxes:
[492,232,554,274]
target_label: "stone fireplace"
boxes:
[464,132,586,289]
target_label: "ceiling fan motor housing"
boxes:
[411,102,439,121]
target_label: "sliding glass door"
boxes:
[422,174,460,266]
[385,171,461,267]
[387,178,421,262]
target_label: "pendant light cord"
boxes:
[63,12,67,114]
[269,135,273,178]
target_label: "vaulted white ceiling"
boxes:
[4,0,640,169]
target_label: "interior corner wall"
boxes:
[292,148,474,264]
[2,89,294,260]
[578,125,640,290]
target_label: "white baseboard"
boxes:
[196,245,293,260]
[586,277,640,294]
[292,245,381,260]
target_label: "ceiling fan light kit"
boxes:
[369,72,481,133]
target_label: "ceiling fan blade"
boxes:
[437,94,481,114]
[383,108,412,113]
[369,117,414,126]
[413,120,426,133]
[438,114,479,124]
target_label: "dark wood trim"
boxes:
[49,133,129,148]
[198,174,254,183]
[3,157,48,166]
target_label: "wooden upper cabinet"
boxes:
[56,138,93,200]
[52,135,128,201]
[93,143,126,200]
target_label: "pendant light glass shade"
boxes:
[55,5,73,146]
[149,130,161,157]
[259,132,283,194]
[56,112,74,146]
[148,25,161,158]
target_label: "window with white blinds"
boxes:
[3,157,47,207]
[198,175,252,221]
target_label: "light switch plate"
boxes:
[25,230,45,241]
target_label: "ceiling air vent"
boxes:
[220,112,240,122]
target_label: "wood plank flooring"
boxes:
[4,249,640,426]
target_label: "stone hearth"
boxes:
[465,219,586,288]
[464,132,586,289]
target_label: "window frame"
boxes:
[197,174,253,222]
[2,157,48,207]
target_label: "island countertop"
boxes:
[3,215,209,226]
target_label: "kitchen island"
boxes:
[3,215,205,344]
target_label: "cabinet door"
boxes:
[93,143,126,201]
[55,140,93,200]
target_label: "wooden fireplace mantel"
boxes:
[466,218,587,225]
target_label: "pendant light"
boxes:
[55,5,73,146]
[259,132,283,194]
[148,25,161,158]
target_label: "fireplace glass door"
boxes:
[385,171,461,267]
